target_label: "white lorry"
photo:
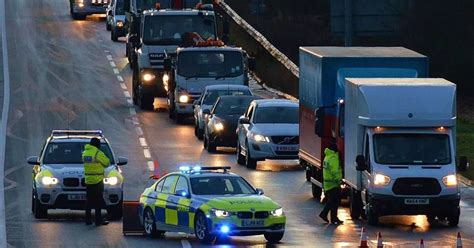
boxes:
[343,78,468,226]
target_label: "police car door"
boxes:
[157,175,179,230]
[170,176,193,233]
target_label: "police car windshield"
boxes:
[213,97,255,115]
[253,106,299,124]
[43,142,114,164]
[190,176,256,195]
[177,51,243,79]
[203,89,251,105]
[143,15,216,45]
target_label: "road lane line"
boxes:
[109,61,116,68]
[120,83,127,90]
[126,99,133,106]
[143,149,151,159]
[113,68,120,74]
[135,126,143,136]
[106,55,113,60]
[117,75,124,82]
[181,240,192,248]
[139,137,148,147]
[129,108,137,115]
[123,91,131,98]
[0,0,11,244]
[147,161,154,171]
[104,49,110,53]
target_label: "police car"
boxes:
[139,166,286,243]
[27,130,127,219]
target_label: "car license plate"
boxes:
[68,194,86,201]
[276,146,297,151]
[242,219,265,227]
[404,198,429,205]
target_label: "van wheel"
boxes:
[311,183,322,199]
[447,207,460,227]
[138,87,154,110]
[349,189,363,220]
[366,205,379,226]
[143,208,164,238]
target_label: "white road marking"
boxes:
[126,99,133,106]
[109,61,116,68]
[129,108,137,115]
[117,75,124,82]
[0,0,11,244]
[135,126,143,136]
[181,240,192,248]
[120,83,127,90]
[143,149,151,159]
[139,137,148,147]
[147,161,155,171]
[123,91,131,98]
[104,49,110,53]
[106,55,113,61]
[113,68,120,74]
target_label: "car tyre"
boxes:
[106,22,111,31]
[366,204,379,226]
[111,28,119,42]
[143,207,164,238]
[264,232,284,243]
[447,207,460,227]
[245,141,257,169]
[236,141,245,165]
[34,196,48,219]
[107,202,123,220]
[349,189,363,220]
[311,183,322,199]
[195,123,204,140]
[194,212,215,244]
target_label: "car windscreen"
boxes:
[177,51,243,79]
[136,0,170,10]
[213,97,255,115]
[191,176,256,195]
[373,134,451,165]
[143,15,216,45]
[43,142,114,164]
[203,89,251,105]
[115,0,125,15]
[253,106,299,124]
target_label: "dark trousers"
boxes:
[85,182,105,224]
[320,187,341,222]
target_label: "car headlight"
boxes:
[442,174,457,186]
[179,95,189,103]
[271,207,284,217]
[373,174,391,186]
[214,121,224,131]
[212,209,230,218]
[142,73,155,82]
[116,21,124,28]
[41,176,59,186]
[78,3,85,7]
[162,74,169,84]
[104,176,119,185]
[252,133,270,142]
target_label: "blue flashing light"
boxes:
[220,225,230,234]
[193,166,201,172]
[179,166,191,172]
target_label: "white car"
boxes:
[193,84,252,139]
[236,99,299,169]
[106,0,126,41]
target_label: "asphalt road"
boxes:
[2,0,474,247]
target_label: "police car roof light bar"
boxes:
[199,166,231,172]
[51,130,103,138]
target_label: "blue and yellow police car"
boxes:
[139,166,286,243]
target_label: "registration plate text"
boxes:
[404,198,429,205]
[242,219,265,227]
[68,194,86,201]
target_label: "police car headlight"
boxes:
[252,133,270,143]
[212,209,230,218]
[179,95,190,103]
[104,176,119,185]
[42,176,59,186]
[271,207,284,217]
[142,73,155,82]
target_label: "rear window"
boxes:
[43,142,114,164]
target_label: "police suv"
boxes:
[28,130,127,219]
[139,166,286,244]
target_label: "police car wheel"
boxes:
[34,198,48,219]
[143,208,164,238]
[194,212,214,244]
[264,232,284,243]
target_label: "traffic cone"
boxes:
[419,238,425,248]
[359,227,368,248]
[376,232,383,248]
[456,232,463,248]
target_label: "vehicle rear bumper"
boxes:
[248,141,299,160]
[369,193,460,216]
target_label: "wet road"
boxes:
[2,0,474,247]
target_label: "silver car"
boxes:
[193,84,252,140]
[106,0,126,41]
[28,130,127,219]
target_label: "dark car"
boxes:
[203,96,259,152]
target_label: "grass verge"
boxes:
[457,118,474,180]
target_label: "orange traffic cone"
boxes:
[376,232,383,248]
[456,232,463,248]
[359,227,368,248]
[419,238,425,248]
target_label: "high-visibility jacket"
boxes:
[82,144,110,185]
[323,148,342,192]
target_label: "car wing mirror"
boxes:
[256,188,264,195]
[457,156,469,172]
[356,155,368,171]
[27,156,40,165]
[202,109,211,115]
[117,156,128,166]
[239,117,250,124]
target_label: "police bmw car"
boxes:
[27,130,127,219]
[139,166,286,243]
